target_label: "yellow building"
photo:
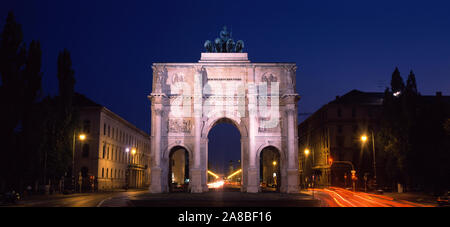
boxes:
[74,93,151,191]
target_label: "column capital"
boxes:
[285,108,296,116]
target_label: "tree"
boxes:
[0,11,44,192]
[378,85,407,188]
[390,67,405,94]
[378,68,413,189]
[42,49,78,184]
[379,67,450,193]
[406,70,418,95]
[19,40,44,189]
[0,12,80,192]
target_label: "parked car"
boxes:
[1,190,20,204]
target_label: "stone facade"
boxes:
[74,94,151,191]
[148,53,300,193]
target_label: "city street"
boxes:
[309,187,436,207]
[126,191,319,207]
[3,187,439,207]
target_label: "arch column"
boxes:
[149,95,165,193]
[285,100,300,193]
[190,66,204,193]
[246,83,259,193]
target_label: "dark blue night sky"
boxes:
[2,0,450,173]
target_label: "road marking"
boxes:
[96,196,112,207]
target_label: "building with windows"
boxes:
[298,90,384,188]
[298,90,450,190]
[73,93,151,191]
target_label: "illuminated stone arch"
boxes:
[148,52,300,193]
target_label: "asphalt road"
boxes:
[127,191,319,207]
[4,187,436,207]
[8,190,146,207]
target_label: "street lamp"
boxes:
[72,132,87,192]
[360,135,367,142]
[272,161,277,166]
[303,148,310,189]
[361,131,377,189]
[126,147,136,189]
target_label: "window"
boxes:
[83,120,91,133]
[337,108,342,118]
[106,168,109,178]
[104,123,106,135]
[107,146,110,159]
[112,128,115,139]
[108,125,110,137]
[102,144,106,158]
[352,107,356,118]
[338,125,343,134]
[82,144,89,158]
[102,168,104,178]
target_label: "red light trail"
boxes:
[311,187,434,207]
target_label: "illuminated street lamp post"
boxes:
[125,148,130,189]
[72,132,86,192]
[361,131,377,189]
[304,148,315,198]
[125,147,136,189]
[304,149,309,189]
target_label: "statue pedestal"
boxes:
[190,168,203,193]
[149,167,163,193]
[246,168,259,193]
[199,53,250,63]
[286,169,300,194]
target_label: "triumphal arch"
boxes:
[148,27,300,193]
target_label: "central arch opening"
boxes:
[207,118,242,191]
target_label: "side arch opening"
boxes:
[259,146,281,192]
[168,146,190,192]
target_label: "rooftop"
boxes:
[73,93,149,137]
[329,89,384,106]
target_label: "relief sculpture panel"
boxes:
[168,118,192,133]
